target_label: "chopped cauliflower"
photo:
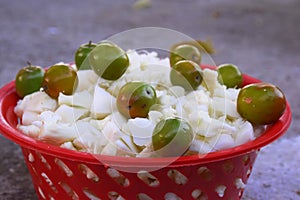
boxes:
[75,70,99,92]
[14,91,57,117]
[189,139,214,154]
[21,111,39,125]
[202,69,224,96]
[58,90,93,109]
[209,134,235,151]
[72,121,108,154]
[233,119,255,145]
[18,124,40,138]
[60,141,77,151]
[15,52,258,157]
[55,105,89,123]
[90,85,116,119]
[127,118,155,146]
[101,142,118,156]
[37,111,77,145]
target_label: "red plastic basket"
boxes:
[0,68,292,200]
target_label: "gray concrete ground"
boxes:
[0,0,299,199]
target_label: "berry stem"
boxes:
[88,40,92,47]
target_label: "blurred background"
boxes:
[0,0,299,199]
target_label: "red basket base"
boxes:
[21,147,259,200]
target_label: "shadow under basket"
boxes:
[0,71,292,200]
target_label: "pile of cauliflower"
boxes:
[14,50,256,157]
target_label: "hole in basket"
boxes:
[242,155,250,166]
[28,153,35,163]
[137,193,153,200]
[256,149,260,154]
[167,170,188,185]
[215,185,227,198]
[36,152,51,170]
[48,195,55,200]
[108,191,125,200]
[238,189,244,198]
[137,171,160,187]
[197,167,213,181]
[235,178,246,189]
[59,182,79,200]
[222,160,234,174]
[246,168,252,178]
[79,164,100,182]
[191,189,208,200]
[41,172,58,193]
[54,158,74,177]
[106,168,130,187]
[83,188,101,200]
[164,192,182,200]
[38,187,46,199]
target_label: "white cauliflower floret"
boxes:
[176,90,210,119]
[72,121,108,154]
[101,120,141,154]
[111,111,128,131]
[188,111,236,137]
[90,85,116,119]
[232,119,254,145]
[226,88,241,101]
[39,123,77,145]
[185,110,208,137]
[254,125,266,137]
[207,117,236,136]
[202,69,224,96]
[115,139,132,153]
[189,139,214,154]
[182,100,208,116]
[101,121,122,142]
[107,51,172,94]
[18,124,40,138]
[141,64,171,86]
[168,86,185,98]
[55,105,89,123]
[136,143,154,158]
[60,141,77,151]
[185,90,211,106]
[208,133,235,151]
[21,111,39,125]
[126,50,143,72]
[58,90,93,109]
[37,111,77,145]
[14,91,57,117]
[127,118,155,146]
[211,97,240,119]
[161,107,177,118]
[38,111,61,124]
[148,111,163,124]
[101,142,117,156]
[89,115,112,131]
[139,51,162,67]
[213,85,227,98]
[126,51,172,86]
[158,94,178,107]
[75,70,99,92]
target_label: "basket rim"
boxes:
[0,66,292,167]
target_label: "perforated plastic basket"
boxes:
[0,71,292,200]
